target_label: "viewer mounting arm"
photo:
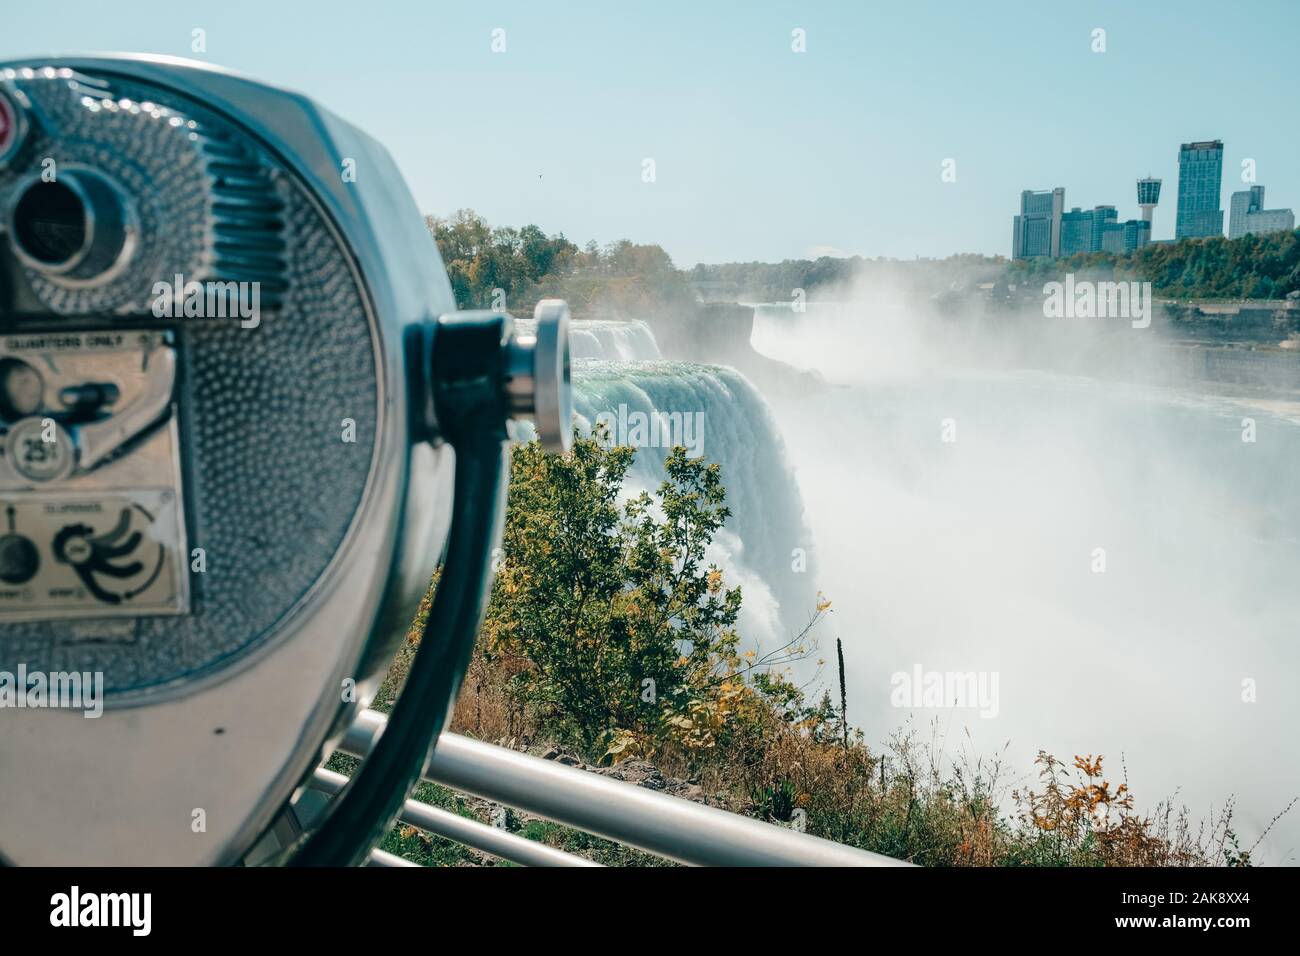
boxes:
[286,302,571,867]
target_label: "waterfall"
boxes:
[514,318,662,362]
[570,359,817,646]
[510,316,816,646]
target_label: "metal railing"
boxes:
[366,848,419,868]
[328,708,907,868]
[310,767,599,867]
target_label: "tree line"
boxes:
[1010,229,1300,300]
[426,209,690,313]
[427,211,1300,311]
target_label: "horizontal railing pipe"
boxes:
[366,848,418,868]
[310,768,599,867]
[341,709,908,868]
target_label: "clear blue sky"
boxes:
[3,0,1296,265]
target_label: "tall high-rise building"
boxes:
[1012,187,1065,259]
[1175,140,1224,239]
[1229,185,1295,239]
[1137,177,1161,230]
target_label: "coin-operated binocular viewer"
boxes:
[0,54,572,866]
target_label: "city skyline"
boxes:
[1014,136,1294,260]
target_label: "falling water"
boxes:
[515,317,662,362]
[516,318,818,647]
[570,358,818,646]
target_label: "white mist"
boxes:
[754,284,1300,865]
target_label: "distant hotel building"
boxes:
[1175,140,1224,239]
[1106,218,1152,253]
[1033,202,1150,258]
[1059,205,1113,256]
[1228,185,1295,239]
[1059,206,1094,256]
[1012,187,1064,259]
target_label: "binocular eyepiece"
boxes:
[8,168,137,283]
[0,56,572,866]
